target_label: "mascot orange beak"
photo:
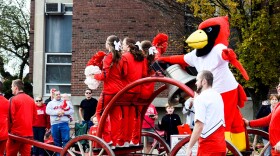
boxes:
[186,30,208,49]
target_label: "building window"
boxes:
[45,5,72,95]
[45,53,72,94]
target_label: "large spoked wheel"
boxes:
[246,128,269,156]
[140,131,171,156]
[60,135,115,156]
[170,136,242,156]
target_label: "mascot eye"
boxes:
[206,27,212,33]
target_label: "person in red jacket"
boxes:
[121,37,146,146]
[32,96,50,156]
[0,81,9,156]
[244,100,280,156]
[6,79,37,156]
[93,35,125,146]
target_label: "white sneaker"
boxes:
[106,141,113,145]
[124,142,130,147]
[129,141,139,146]
[116,143,125,148]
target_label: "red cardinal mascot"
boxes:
[159,16,249,151]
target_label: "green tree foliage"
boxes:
[0,0,32,98]
[0,0,30,79]
[177,0,280,115]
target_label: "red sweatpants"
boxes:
[96,93,113,143]
[6,139,31,156]
[96,93,124,145]
[130,105,143,144]
[271,149,280,156]
[221,88,244,133]
[0,140,7,156]
[198,126,226,154]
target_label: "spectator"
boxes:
[32,96,50,156]
[46,91,74,155]
[6,79,37,156]
[276,83,280,96]
[142,103,158,153]
[44,88,56,105]
[0,81,9,156]
[182,98,195,130]
[79,89,98,131]
[88,116,98,136]
[257,94,279,156]
[185,70,226,156]
[158,104,182,146]
[243,95,280,155]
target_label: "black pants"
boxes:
[32,127,46,156]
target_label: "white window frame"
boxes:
[44,53,72,96]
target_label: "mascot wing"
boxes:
[222,48,249,80]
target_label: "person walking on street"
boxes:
[6,79,37,156]
[185,70,226,156]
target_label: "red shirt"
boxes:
[9,92,37,137]
[122,52,146,94]
[0,95,9,140]
[94,52,125,94]
[250,102,280,146]
[142,104,157,129]
[33,104,50,128]
[88,126,98,136]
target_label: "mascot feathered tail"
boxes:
[84,51,106,89]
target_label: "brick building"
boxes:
[29,0,190,119]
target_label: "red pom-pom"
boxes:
[152,33,168,46]
[86,51,106,69]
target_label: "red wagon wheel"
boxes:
[60,135,115,156]
[169,135,242,156]
[140,131,171,155]
[246,128,269,156]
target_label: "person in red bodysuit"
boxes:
[93,35,124,146]
[6,79,37,156]
[244,101,280,156]
[0,81,9,156]
[120,37,146,146]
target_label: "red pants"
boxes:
[96,93,113,143]
[6,139,31,156]
[0,140,7,156]
[130,105,143,144]
[198,126,226,154]
[110,106,122,145]
[271,149,280,156]
[197,152,226,156]
[120,106,132,144]
[221,88,244,133]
